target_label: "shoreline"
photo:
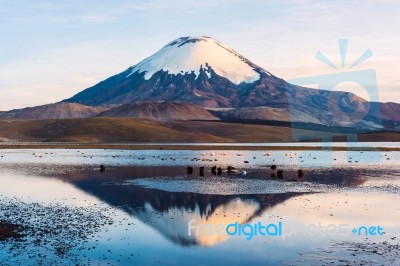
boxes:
[0,143,399,151]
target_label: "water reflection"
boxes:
[73,178,306,246]
[0,161,372,248]
[1,150,400,265]
[24,164,371,247]
[48,165,369,186]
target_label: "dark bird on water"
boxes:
[271,165,277,178]
[187,167,193,174]
[277,170,283,178]
[227,166,235,173]
[211,166,217,175]
[199,166,205,176]
[298,170,304,178]
[217,167,222,175]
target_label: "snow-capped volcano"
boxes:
[63,36,400,131]
[128,36,264,85]
[64,36,276,108]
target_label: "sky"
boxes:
[0,0,399,111]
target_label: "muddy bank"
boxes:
[0,222,23,241]
[0,197,114,264]
[293,240,400,265]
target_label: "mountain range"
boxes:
[96,101,218,121]
[1,36,399,142]
[62,36,399,131]
[0,102,110,120]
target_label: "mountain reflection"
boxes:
[74,178,305,246]
[63,165,367,246]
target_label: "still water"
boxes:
[0,148,399,265]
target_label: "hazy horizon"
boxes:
[0,0,399,111]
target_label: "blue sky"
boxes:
[0,0,399,110]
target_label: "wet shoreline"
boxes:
[0,196,115,264]
[1,143,400,151]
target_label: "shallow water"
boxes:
[0,149,399,265]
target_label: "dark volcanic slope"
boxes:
[0,102,110,120]
[97,101,219,121]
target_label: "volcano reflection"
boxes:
[74,179,305,246]
[63,165,369,246]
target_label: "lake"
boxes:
[0,148,399,265]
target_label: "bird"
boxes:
[298,170,304,178]
[227,166,235,173]
[211,166,217,175]
[187,167,193,174]
[277,170,283,178]
[217,167,222,175]
[199,167,205,176]
[270,165,277,178]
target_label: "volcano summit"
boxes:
[64,36,280,108]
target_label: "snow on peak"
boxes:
[128,36,261,85]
